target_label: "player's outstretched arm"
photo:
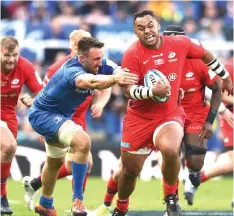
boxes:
[201,49,232,95]
[76,68,139,90]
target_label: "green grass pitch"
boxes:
[7,177,233,215]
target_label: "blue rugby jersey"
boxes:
[31,57,117,117]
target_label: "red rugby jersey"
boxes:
[122,35,205,119]
[181,59,218,113]
[1,56,43,136]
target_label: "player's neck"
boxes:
[154,36,163,50]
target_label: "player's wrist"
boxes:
[112,75,116,83]
[206,58,229,79]
[206,108,218,124]
[130,85,153,100]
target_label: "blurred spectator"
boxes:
[182,19,198,38]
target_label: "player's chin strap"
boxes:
[185,143,207,156]
[206,58,229,79]
[130,85,153,100]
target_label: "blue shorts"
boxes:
[28,105,70,143]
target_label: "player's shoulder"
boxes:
[123,40,140,56]
[17,56,34,68]
[163,35,190,45]
[16,56,35,75]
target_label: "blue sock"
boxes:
[39,195,54,209]
[72,161,88,201]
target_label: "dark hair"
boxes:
[163,25,185,36]
[134,10,157,23]
[77,37,104,55]
[1,36,19,51]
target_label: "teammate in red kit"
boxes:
[0,36,43,215]
[21,30,113,211]
[184,56,233,206]
[111,10,232,216]
[162,25,232,206]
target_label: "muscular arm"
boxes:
[76,73,115,90]
[201,49,232,94]
[207,79,222,112]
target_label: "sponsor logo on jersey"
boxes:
[168,73,177,81]
[54,116,63,124]
[186,72,194,78]
[0,81,7,86]
[186,88,196,93]
[120,141,130,148]
[75,88,94,94]
[168,52,176,59]
[143,59,150,65]
[11,79,19,85]
[154,59,164,66]
[152,53,163,58]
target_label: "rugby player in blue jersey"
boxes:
[28,37,139,216]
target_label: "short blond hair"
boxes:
[1,36,19,51]
[69,30,91,49]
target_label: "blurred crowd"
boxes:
[1,0,233,142]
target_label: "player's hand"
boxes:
[199,122,213,140]
[219,109,233,128]
[20,93,34,107]
[221,76,233,95]
[91,103,103,119]
[113,67,139,85]
[152,78,171,98]
[179,88,184,99]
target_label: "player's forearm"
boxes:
[94,87,112,108]
[202,50,229,79]
[76,74,115,90]
[206,81,222,124]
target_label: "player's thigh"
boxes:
[0,121,17,152]
[154,122,184,157]
[121,150,147,176]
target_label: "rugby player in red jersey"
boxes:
[184,56,233,206]
[21,30,114,211]
[0,36,43,215]
[162,25,233,206]
[111,10,232,216]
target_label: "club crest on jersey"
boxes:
[168,73,177,81]
[11,79,19,84]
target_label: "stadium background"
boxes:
[1,0,233,215]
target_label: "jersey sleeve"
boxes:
[195,60,218,86]
[66,67,86,87]
[179,36,205,59]
[23,59,43,93]
[121,45,141,78]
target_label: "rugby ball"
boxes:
[144,69,170,103]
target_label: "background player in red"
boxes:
[184,56,233,206]
[21,29,113,211]
[0,36,43,215]
[162,25,230,206]
[111,10,232,216]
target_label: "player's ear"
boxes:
[78,55,85,64]
[158,23,161,32]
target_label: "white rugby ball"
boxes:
[144,69,170,103]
